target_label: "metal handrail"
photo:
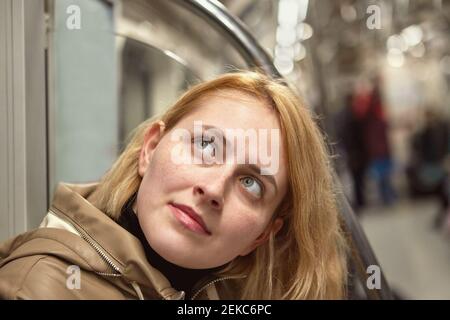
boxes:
[171,0,393,300]
[172,0,281,79]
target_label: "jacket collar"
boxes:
[50,183,187,299]
[50,182,242,299]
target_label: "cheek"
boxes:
[220,207,268,242]
[137,146,197,210]
[143,146,187,191]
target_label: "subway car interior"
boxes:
[0,0,449,300]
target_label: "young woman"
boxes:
[0,71,347,300]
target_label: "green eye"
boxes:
[240,177,263,198]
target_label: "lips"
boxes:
[169,202,211,235]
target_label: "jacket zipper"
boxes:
[48,209,122,276]
[190,275,246,300]
[47,209,181,300]
[47,209,243,300]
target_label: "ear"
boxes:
[238,218,283,257]
[138,121,166,177]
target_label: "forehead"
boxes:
[179,90,281,131]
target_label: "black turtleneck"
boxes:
[117,193,222,297]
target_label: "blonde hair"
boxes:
[91,71,348,299]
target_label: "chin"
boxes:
[159,246,215,269]
[144,224,229,269]
[154,243,222,269]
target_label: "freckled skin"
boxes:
[135,91,288,269]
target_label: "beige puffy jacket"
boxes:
[0,183,243,300]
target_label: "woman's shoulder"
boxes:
[0,227,131,299]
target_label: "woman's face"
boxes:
[135,90,288,269]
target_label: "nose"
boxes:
[193,168,231,211]
[193,185,222,210]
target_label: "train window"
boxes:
[118,37,199,148]
[46,0,247,195]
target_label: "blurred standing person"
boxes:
[364,81,396,206]
[338,93,370,211]
[411,109,450,229]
